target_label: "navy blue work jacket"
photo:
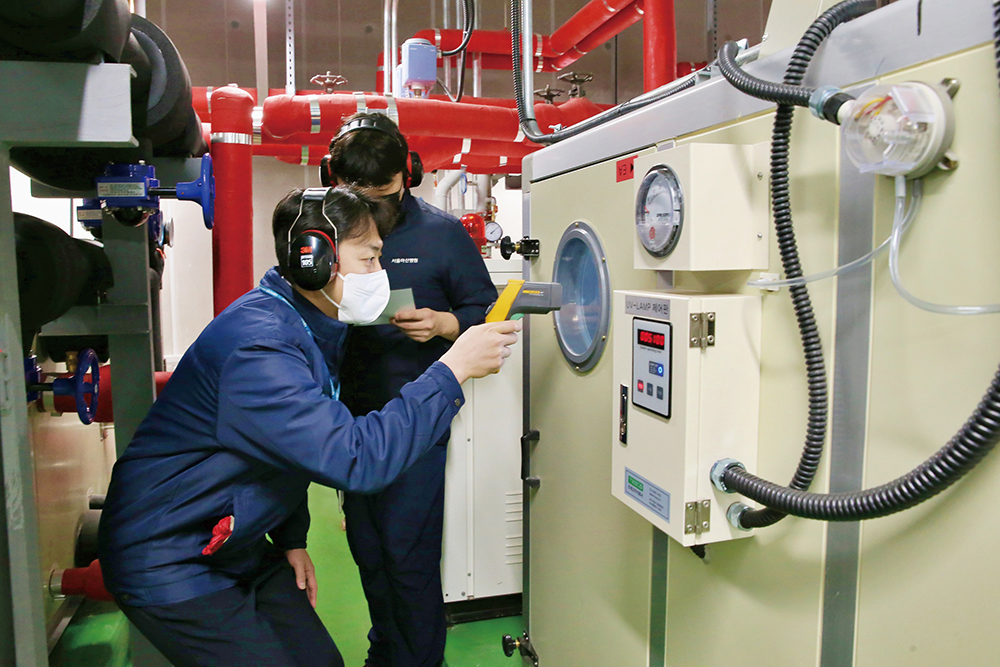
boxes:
[340,193,496,416]
[97,268,465,606]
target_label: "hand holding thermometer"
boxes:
[485,280,563,322]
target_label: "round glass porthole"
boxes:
[552,221,611,373]
[635,165,684,257]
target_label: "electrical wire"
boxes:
[442,0,474,56]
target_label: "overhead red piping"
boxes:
[643,0,677,91]
[551,1,644,70]
[549,0,635,56]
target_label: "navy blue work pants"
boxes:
[343,441,448,667]
[118,559,343,667]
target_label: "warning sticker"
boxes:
[624,468,670,523]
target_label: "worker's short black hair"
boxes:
[272,185,393,277]
[326,112,409,188]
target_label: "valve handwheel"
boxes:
[48,348,100,425]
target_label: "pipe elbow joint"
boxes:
[710,458,745,493]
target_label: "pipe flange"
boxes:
[710,458,745,493]
[726,502,753,531]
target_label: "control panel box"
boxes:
[633,142,769,272]
[612,290,761,546]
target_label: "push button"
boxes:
[637,380,644,392]
[656,386,663,400]
[646,383,653,396]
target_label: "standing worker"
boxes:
[327,113,498,667]
[97,186,518,667]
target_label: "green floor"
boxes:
[51,485,522,666]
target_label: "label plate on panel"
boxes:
[625,468,670,523]
[625,295,671,320]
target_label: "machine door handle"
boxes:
[520,429,540,488]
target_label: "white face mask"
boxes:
[321,270,391,325]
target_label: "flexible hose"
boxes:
[717,41,813,108]
[722,0,1000,525]
[717,0,875,124]
[509,0,696,145]
[737,1,878,529]
[441,0,474,57]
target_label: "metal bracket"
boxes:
[688,312,716,349]
[502,633,540,666]
[684,499,712,535]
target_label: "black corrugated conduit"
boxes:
[716,0,876,125]
[717,0,1000,526]
[509,0,695,145]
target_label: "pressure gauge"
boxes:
[635,165,684,258]
[485,221,503,243]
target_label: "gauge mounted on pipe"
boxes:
[635,165,684,258]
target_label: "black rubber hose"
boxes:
[735,0,876,529]
[510,0,695,145]
[441,0,473,57]
[723,0,1000,525]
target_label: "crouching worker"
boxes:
[97,186,521,667]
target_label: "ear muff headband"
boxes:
[328,114,422,188]
[286,187,340,291]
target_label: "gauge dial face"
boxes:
[485,221,503,242]
[635,165,684,258]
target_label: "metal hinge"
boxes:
[684,499,712,535]
[688,312,716,349]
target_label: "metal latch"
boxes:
[688,312,716,349]
[502,633,540,666]
[684,499,712,535]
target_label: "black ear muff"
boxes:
[287,229,338,292]
[407,151,423,189]
[319,155,333,187]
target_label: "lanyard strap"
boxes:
[259,286,340,400]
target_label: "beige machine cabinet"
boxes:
[611,290,761,546]
[633,143,769,272]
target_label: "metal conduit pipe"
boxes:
[383,0,392,94]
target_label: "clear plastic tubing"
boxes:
[889,175,1000,315]
[747,182,920,289]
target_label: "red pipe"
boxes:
[48,368,172,423]
[549,0,635,56]
[552,1,644,70]
[412,29,550,58]
[643,0,677,91]
[210,87,255,316]
[57,560,114,602]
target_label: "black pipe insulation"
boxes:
[720,0,1000,526]
[509,0,695,145]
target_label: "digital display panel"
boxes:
[637,328,665,350]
